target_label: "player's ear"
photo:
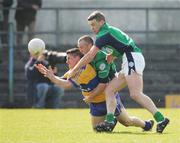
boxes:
[99,20,105,26]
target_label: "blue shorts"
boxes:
[89,93,123,116]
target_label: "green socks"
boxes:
[105,113,115,123]
[154,111,165,122]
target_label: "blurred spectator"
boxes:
[25,53,64,108]
[0,0,13,46]
[0,0,3,47]
[15,0,42,45]
[0,0,2,64]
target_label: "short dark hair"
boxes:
[87,11,105,22]
[78,35,94,45]
[66,48,83,58]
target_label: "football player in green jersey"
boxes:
[77,35,154,132]
[69,11,169,133]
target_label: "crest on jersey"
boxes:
[99,63,106,70]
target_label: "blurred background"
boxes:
[0,0,180,108]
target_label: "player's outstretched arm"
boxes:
[69,46,99,78]
[35,64,72,89]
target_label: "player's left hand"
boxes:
[35,64,54,80]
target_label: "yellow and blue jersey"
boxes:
[63,64,106,103]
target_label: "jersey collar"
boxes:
[98,22,109,34]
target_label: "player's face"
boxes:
[88,19,104,34]
[66,54,80,69]
[78,40,92,55]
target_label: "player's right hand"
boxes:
[35,64,54,80]
[106,54,114,64]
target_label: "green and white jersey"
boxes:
[90,50,116,83]
[95,23,141,59]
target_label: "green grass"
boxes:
[0,108,179,143]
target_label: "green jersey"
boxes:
[90,50,116,83]
[95,23,141,59]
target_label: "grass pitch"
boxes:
[0,108,179,143]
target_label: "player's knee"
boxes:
[105,87,115,97]
[130,92,141,100]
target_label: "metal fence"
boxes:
[1,6,180,47]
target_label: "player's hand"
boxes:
[106,54,114,64]
[35,64,54,80]
[83,96,94,104]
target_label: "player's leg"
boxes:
[126,73,169,133]
[95,93,123,132]
[126,73,158,114]
[116,108,154,131]
[89,101,117,132]
[89,101,106,132]
[91,116,105,131]
[125,53,169,133]
[104,73,126,124]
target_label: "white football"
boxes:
[28,38,45,55]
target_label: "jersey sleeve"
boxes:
[62,72,69,79]
[95,34,108,49]
[62,71,79,88]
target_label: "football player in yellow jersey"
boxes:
[69,11,169,133]
[36,47,154,132]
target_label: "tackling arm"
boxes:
[69,46,99,78]
[83,83,107,104]
[89,83,107,97]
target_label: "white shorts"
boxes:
[120,52,145,76]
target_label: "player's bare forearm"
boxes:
[73,46,99,72]
[90,83,107,98]
[35,64,72,89]
[83,83,106,104]
[51,76,72,90]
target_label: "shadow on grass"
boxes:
[104,131,171,135]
